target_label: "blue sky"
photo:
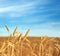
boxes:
[0,0,60,37]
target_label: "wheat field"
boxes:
[0,36,60,56]
[0,26,60,56]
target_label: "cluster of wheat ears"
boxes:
[0,25,60,56]
[0,25,37,56]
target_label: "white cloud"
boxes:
[0,3,34,13]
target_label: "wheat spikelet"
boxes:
[24,29,30,37]
[13,26,18,36]
[5,25,10,32]
[23,29,30,41]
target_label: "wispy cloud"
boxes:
[0,3,35,13]
[0,2,37,17]
[0,0,52,17]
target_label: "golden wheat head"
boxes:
[13,26,18,36]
